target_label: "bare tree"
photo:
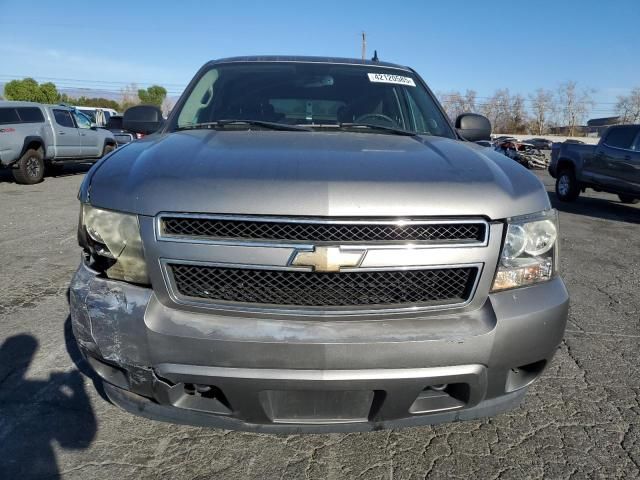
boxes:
[437,90,477,121]
[120,83,139,112]
[508,94,527,133]
[161,96,175,116]
[556,81,594,136]
[528,88,554,135]
[460,90,477,114]
[480,89,528,133]
[480,89,507,132]
[615,87,640,124]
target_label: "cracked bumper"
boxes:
[69,262,569,432]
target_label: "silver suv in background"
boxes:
[70,56,569,432]
[0,101,116,184]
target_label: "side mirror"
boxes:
[455,113,491,142]
[123,105,163,135]
[90,123,98,130]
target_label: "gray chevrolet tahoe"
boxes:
[0,101,116,184]
[69,56,569,432]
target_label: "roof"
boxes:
[587,116,620,127]
[207,55,411,71]
[0,100,46,107]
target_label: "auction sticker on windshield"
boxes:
[367,73,416,87]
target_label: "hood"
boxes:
[85,130,549,219]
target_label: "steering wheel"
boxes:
[353,113,397,126]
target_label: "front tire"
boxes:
[618,194,639,204]
[555,169,580,202]
[12,149,45,184]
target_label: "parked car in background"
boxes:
[549,124,640,203]
[0,101,116,183]
[70,55,568,433]
[495,139,549,169]
[523,138,553,150]
[492,135,516,144]
[563,139,585,144]
[74,106,119,127]
[105,114,138,146]
[74,106,106,126]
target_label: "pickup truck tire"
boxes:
[618,194,639,204]
[12,149,45,184]
[102,144,115,157]
[555,169,579,202]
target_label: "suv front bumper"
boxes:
[70,262,569,433]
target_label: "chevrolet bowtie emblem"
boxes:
[291,247,365,272]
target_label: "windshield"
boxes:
[172,62,454,138]
[77,109,96,122]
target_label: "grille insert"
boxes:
[169,264,478,309]
[161,217,485,244]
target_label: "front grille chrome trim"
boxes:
[160,258,484,316]
[155,213,490,248]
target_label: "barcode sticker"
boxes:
[367,73,416,87]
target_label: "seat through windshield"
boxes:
[173,62,455,138]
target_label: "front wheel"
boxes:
[12,149,45,184]
[555,169,580,202]
[618,194,639,204]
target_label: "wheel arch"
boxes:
[556,157,576,174]
[19,136,45,160]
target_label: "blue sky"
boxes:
[1,0,638,116]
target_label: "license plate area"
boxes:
[259,389,375,424]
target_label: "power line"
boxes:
[2,74,630,104]
[437,94,619,106]
[0,74,623,113]
[0,74,187,89]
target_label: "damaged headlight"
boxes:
[491,209,558,292]
[79,204,149,284]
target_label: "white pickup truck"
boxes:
[0,101,117,184]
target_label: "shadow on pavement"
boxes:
[0,161,94,184]
[0,334,97,479]
[548,192,640,225]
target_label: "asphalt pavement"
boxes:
[0,164,638,479]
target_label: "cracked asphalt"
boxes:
[0,164,638,479]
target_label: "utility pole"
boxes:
[361,31,366,61]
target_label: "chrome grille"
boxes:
[169,264,478,308]
[161,216,486,244]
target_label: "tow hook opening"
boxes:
[183,383,232,409]
[159,382,233,415]
[505,359,547,392]
[409,383,470,414]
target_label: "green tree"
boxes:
[4,78,61,103]
[66,95,121,110]
[137,85,167,107]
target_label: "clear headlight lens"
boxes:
[81,204,149,284]
[492,209,558,291]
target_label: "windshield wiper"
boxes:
[176,119,311,132]
[338,123,418,136]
